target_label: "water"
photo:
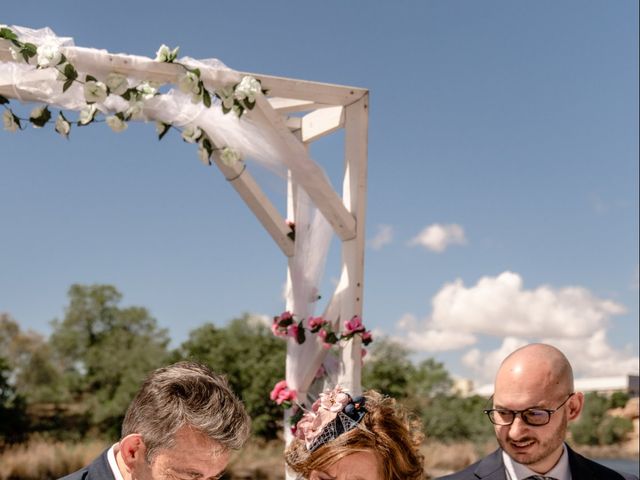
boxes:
[595,458,640,477]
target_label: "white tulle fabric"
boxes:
[1,25,337,411]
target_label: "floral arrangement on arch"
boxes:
[271,312,372,349]
[0,25,267,168]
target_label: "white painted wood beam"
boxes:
[211,155,294,257]
[251,95,357,241]
[301,106,345,143]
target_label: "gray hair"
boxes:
[122,361,251,459]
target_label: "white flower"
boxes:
[217,86,235,110]
[156,121,168,135]
[105,73,129,96]
[181,125,201,143]
[198,144,210,165]
[178,71,200,95]
[220,147,241,167]
[78,105,98,125]
[84,80,108,104]
[234,76,262,103]
[55,113,71,138]
[136,81,157,100]
[155,44,179,62]
[36,42,62,68]
[3,110,19,132]
[126,100,145,120]
[106,115,128,133]
[30,105,46,120]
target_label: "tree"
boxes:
[421,394,494,443]
[570,392,610,445]
[362,338,416,399]
[173,314,286,439]
[0,314,66,404]
[49,284,170,436]
[0,356,29,444]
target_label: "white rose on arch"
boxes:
[3,110,19,132]
[181,125,202,143]
[78,105,98,125]
[234,76,262,104]
[105,73,129,96]
[36,42,62,68]
[178,71,200,96]
[106,115,128,133]
[55,113,71,138]
[220,147,241,167]
[84,80,108,104]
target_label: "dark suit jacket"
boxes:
[57,448,115,480]
[436,444,638,480]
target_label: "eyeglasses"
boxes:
[483,393,575,426]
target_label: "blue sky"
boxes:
[1,1,638,386]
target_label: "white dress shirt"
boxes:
[502,443,571,480]
[107,444,126,480]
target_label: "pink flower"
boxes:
[343,315,365,335]
[280,311,293,322]
[270,380,297,405]
[318,386,350,412]
[287,324,299,339]
[308,316,325,332]
[361,330,373,345]
[294,385,352,448]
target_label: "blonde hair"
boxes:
[285,390,424,479]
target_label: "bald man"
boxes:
[438,344,638,480]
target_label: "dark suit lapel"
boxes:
[474,449,508,480]
[87,449,116,480]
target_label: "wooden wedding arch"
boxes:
[0,25,369,458]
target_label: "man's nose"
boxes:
[508,414,529,437]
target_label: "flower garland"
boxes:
[271,312,372,348]
[0,26,267,167]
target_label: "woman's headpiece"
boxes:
[294,385,366,452]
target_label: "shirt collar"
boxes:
[502,443,571,480]
[107,443,126,480]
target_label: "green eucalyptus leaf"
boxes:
[22,43,37,58]
[202,89,211,108]
[222,105,231,115]
[63,78,74,92]
[245,99,256,110]
[0,27,18,41]
[29,106,52,127]
[190,68,201,77]
[158,123,170,140]
[58,54,67,65]
[116,112,126,121]
[85,74,97,83]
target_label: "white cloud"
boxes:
[391,271,634,381]
[369,224,393,250]
[409,223,467,253]
[429,271,626,337]
[462,337,528,383]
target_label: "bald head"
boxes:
[495,344,574,401]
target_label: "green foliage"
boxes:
[362,338,416,399]
[609,391,630,409]
[421,394,494,443]
[0,356,29,444]
[173,314,286,439]
[49,284,170,436]
[597,415,634,445]
[570,392,612,445]
[0,314,67,404]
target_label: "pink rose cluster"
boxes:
[341,315,373,346]
[270,380,297,407]
[271,312,372,348]
[294,386,351,448]
[271,311,300,340]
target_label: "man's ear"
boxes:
[566,392,584,421]
[119,433,147,470]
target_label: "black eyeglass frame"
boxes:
[483,393,575,427]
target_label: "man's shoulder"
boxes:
[435,449,505,480]
[57,449,114,480]
[568,446,639,480]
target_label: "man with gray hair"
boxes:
[60,361,251,480]
[439,343,637,480]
